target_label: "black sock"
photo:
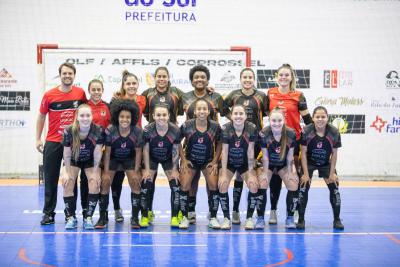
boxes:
[188,196,196,213]
[219,192,230,218]
[111,172,124,210]
[180,190,189,217]
[298,184,310,220]
[87,193,99,217]
[232,180,243,212]
[328,183,341,220]
[169,180,180,217]
[286,190,297,216]
[256,189,267,217]
[209,190,219,218]
[269,174,282,210]
[149,173,157,211]
[131,192,141,220]
[99,194,109,213]
[140,180,152,218]
[64,196,76,217]
[246,192,258,219]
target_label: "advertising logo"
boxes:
[323,70,353,88]
[370,115,400,133]
[314,96,364,107]
[0,119,27,130]
[385,71,400,89]
[257,69,311,89]
[329,114,365,134]
[0,91,30,111]
[124,0,197,23]
[370,96,400,109]
[0,68,17,89]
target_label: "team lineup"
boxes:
[36,62,344,231]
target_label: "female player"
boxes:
[142,104,182,227]
[224,68,268,226]
[111,71,146,223]
[96,99,144,229]
[218,104,259,230]
[61,104,103,230]
[259,107,299,228]
[179,99,222,229]
[266,64,312,225]
[298,106,344,230]
[142,66,184,223]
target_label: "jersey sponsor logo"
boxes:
[235,140,241,148]
[158,141,164,147]
[317,142,323,149]
[197,137,204,144]
[385,71,400,89]
[73,101,79,108]
[121,142,127,149]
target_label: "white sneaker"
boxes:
[179,216,190,229]
[269,210,278,224]
[188,211,196,224]
[232,211,241,225]
[208,217,221,229]
[244,218,254,230]
[220,218,231,230]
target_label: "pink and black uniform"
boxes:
[181,119,221,170]
[104,125,144,171]
[259,126,297,172]
[221,121,258,174]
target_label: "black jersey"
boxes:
[181,119,221,167]
[259,126,297,167]
[221,121,258,169]
[224,89,268,131]
[182,90,228,121]
[143,122,182,163]
[142,86,184,123]
[62,123,104,162]
[301,124,342,166]
[104,125,144,160]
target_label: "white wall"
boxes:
[0,0,399,177]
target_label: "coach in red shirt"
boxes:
[36,62,87,225]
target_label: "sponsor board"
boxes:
[370,115,400,133]
[385,71,400,89]
[0,91,30,111]
[328,114,365,134]
[323,70,353,88]
[257,69,310,89]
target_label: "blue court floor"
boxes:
[0,183,399,266]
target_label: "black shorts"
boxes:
[109,158,135,171]
[71,159,94,169]
[227,164,248,175]
[268,164,286,172]
[150,157,174,171]
[307,164,331,178]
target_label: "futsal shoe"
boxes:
[84,217,94,230]
[95,212,108,229]
[40,214,55,225]
[333,219,344,230]
[115,209,124,222]
[170,216,180,227]
[131,217,140,229]
[188,211,196,224]
[244,218,255,230]
[232,211,241,225]
[255,216,265,229]
[285,216,296,229]
[220,218,232,230]
[179,216,190,229]
[296,219,306,230]
[178,211,183,222]
[65,216,78,230]
[269,210,278,224]
[148,210,155,224]
[140,216,149,228]
[208,218,221,229]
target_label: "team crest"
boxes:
[80,144,85,149]
[243,100,250,106]
[121,142,126,149]
[73,101,79,108]
[101,110,106,116]
[275,146,281,153]
[235,140,241,148]
[160,96,166,103]
[317,141,323,148]
[158,141,164,147]
[198,137,204,144]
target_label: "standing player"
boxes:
[142,67,184,223]
[266,64,312,225]
[218,105,259,230]
[111,70,146,223]
[182,65,228,224]
[259,107,299,228]
[298,106,344,230]
[141,104,182,227]
[36,62,87,225]
[224,68,268,226]
[179,99,222,229]
[96,99,144,229]
[61,104,103,229]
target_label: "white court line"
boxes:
[1,231,400,235]
[102,244,207,247]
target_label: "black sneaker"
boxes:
[40,214,55,225]
[95,212,108,229]
[130,217,140,229]
[296,219,305,230]
[333,219,344,230]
